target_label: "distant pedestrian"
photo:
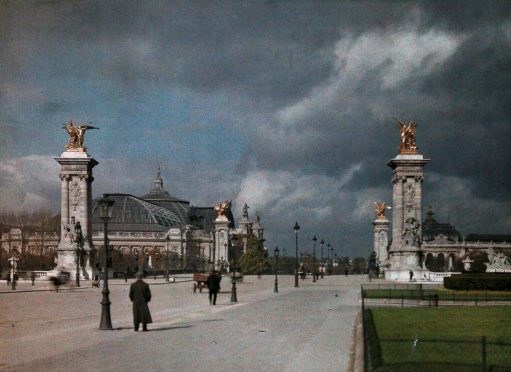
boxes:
[206,270,221,305]
[92,274,100,288]
[123,270,128,283]
[49,275,62,292]
[129,272,152,332]
[409,270,414,281]
[345,268,348,277]
[6,273,11,286]
[13,273,18,288]
[31,271,36,285]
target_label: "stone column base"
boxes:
[385,269,426,281]
[55,250,92,281]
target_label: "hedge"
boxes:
[444,273,511,291]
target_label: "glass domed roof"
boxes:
[140,167,191,224]
[92,194,181,231]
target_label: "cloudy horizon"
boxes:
[1,1,510,257]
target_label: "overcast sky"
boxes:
[1,0,510,257]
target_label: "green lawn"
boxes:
[363,288,511,301]
[366,307,511,371]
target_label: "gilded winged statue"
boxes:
[374,201,391,219]
[63,120,99,151]
[214,200,232,217]
[394,117,417,154]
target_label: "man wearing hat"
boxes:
[129,272,153,331]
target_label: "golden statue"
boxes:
[394,117,417,154]
[214,200,232,217]
[63,120,99,151]
[374,201,390,220]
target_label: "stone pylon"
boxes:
[386,153,429,280]
[214,216,230,272]
[55,151,98,280]
[373,216,390,267]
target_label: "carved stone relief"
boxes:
[69,180,81,212]
[404,179,415,218]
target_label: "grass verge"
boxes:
[365,307,511,371]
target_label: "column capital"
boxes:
[59,175,71,181]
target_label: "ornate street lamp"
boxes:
[9,248,20,291]
[328,243,333,275]
[320,239,325,279]
[274,246,279,293]
[312,235,317,283]
[133,248,139,273]
[98,194,114,330]
[224,242,227,273]
[75,221,83,287]
[230,236,238,303]
[293,222,300,288]
[165,236,170,282]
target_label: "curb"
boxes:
[347,310,364,372]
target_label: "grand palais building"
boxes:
[1,169,264,274]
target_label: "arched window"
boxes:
[436,253,445,272]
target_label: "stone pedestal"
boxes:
[373,217,390,267]
[462,257,474,272]
[386,154,429,280]
[55,151,98,280]
[214,216,230,271]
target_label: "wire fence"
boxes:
[362,284,511,308]
[361,286,511,371]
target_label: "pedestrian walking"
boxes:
[6,273,11,286]
[344,268,348,277]
[50,275,62,292]
[129,272,152,331]
[31,271,36,285]
[206,270,221,305]
[123,270,128,283]
[92,274,100,288]
[409,270,414,281]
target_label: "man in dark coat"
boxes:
[206,270,221,305]
[129,272,152,331]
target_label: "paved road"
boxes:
[0,275,365,371]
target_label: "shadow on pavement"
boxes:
[149,325,192,332]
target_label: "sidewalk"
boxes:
[0,275,367,371]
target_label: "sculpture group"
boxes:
[374,201,390,220]
[395,117,417,154]
[214,200,232,217]
[63,120,99,151]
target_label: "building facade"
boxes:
[1,169,264,275]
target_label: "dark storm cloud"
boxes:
[0,0,416,108]
[1,1,510,256]
[419,0,511,32]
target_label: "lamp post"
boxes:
[274,246,279,293]
[230,236,238,303]
[293,222,300,288]
[320,239,325,278]
[75,221,82,287]
[165,236,170,281]
[9,248,19,291]
[326,243,332,275]
[133,248,139,273]
[224,242,227,273]
[312,235,317,283]
[327,243,334,275]
[98,194,114,330]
